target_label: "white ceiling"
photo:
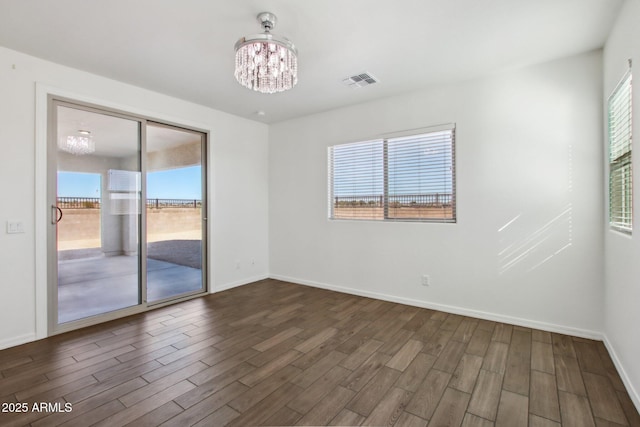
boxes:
[0,0,623,124]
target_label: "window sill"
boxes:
[609,224,632,236]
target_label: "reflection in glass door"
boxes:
[146,123,206,303]
[54,104,142,324]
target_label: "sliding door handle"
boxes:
[51,205,63,224]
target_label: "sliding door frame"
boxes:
[46,95,209,336]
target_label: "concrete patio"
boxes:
[57,243,203,323]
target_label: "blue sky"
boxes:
[57,172,101,197]
[58,166,202,199]
[147,166,202,199]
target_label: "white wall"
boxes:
[603,0,640,410]
[0,46,269,348]
[270,50,604,337]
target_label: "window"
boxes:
[608,71,633,233]
[328,125,456,222]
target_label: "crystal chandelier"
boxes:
[58,130,95,155]
[234,12,298,94]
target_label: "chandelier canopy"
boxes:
[234,12,298,94]
[59,130,95,156]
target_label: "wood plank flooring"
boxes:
[0,279,638,426]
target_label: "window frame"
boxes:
[328,125,456,223]
[608,70,633,234]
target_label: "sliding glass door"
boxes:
[53,103,143,324]
[49,100,207,332]
[146,123,206,303]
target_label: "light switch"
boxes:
[6,221,25,234]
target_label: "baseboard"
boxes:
[269,274,603,340]
[603,335,640,414]
[0,333,37,351]
[213,274,270,293]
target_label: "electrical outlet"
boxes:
[235,260,241,269]
[421,275,430,286]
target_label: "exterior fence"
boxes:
[333,193,452,208]
[57,197,202,209]
[146,199,202,209]
[57,197,101,209]
[59,194,450,209]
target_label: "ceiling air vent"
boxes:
[342,72,378,88]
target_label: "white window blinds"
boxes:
[328,126,456,222]
[608,71,633,232]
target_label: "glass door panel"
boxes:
[55,104,142,324]
[146,123,206,303]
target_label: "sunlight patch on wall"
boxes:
[498,204,573,276]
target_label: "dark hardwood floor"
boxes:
[0,279,639,426]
